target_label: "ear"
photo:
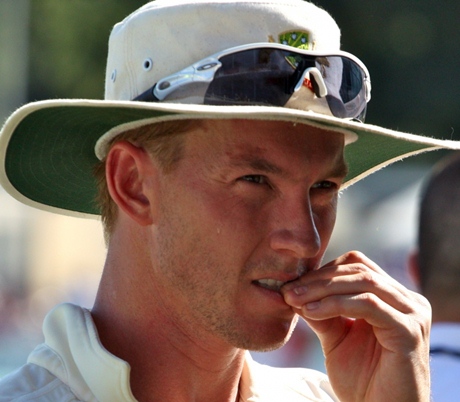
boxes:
[105,141,157,226]
[407,249,421,289]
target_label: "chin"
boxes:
[233,315,299,352]
[248,337,290,353]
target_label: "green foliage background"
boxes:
[28,1,145,101]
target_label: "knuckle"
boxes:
[406,314,430,344]
[416,292,432,311]
[411,294,432,328]
[343,250,366,262]
[358,270,378,286]
[361,291,380,308]
[337,292,380,313]
[407,290,432,319]
[349,292,381,312]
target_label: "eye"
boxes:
[312,180,337,190]
[240,175,268,185]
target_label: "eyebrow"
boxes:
[227,154,349,180]
[224,154,285,176]
[244,158,284,174]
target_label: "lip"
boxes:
[251,273,301,299]
[253,270,303,286]
[248,276,301,317]
[252,281,286,304]
[249,261,313,301]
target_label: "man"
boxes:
[409,153,460,402]
[0,0,458,400]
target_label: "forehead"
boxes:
[183,119,346,174]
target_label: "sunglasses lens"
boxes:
[205,48,307,106]
[204,49,367,121]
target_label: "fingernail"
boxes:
[306,301,321,310]
[293,286,307,296]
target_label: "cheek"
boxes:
[314,199,338,246]
[158,170,272,274]
[159,183,260,266]
[186,180,266,239]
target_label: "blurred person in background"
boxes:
[1,0,459,400]
[409,152,460,402]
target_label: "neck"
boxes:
[92,230,245,402]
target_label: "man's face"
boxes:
[148,119,347,351]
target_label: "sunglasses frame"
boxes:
[134,42,371,118]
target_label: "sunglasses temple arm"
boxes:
[133,57,222,102]
[133,85,161,102]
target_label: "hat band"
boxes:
[134,43,371,122]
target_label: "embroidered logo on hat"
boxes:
[279,31,314,50]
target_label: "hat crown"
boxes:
[104,0,341,101]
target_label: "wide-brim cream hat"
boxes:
[1,0,459,218]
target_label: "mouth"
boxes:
[254,278,297,293]
[253,262,309,294]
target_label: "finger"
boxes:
[282,267,421,315]
[292,308,352,340]
[297,313,364,356]
[294,291,429,351]
[282,251,419,313]
[321,251,413,295]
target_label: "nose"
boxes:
[269,195,321,259]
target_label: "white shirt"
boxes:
[0,303,338,401]
[430,323,460,402]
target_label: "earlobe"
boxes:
[105,141,156,226]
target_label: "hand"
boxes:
[281,251,431,402]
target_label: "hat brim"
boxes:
[1,99,459,219]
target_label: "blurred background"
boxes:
[0,0,459,377]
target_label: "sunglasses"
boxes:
[134,43,371,122]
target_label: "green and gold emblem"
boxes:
[278,31,312,50]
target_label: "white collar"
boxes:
[30,303,333,402]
